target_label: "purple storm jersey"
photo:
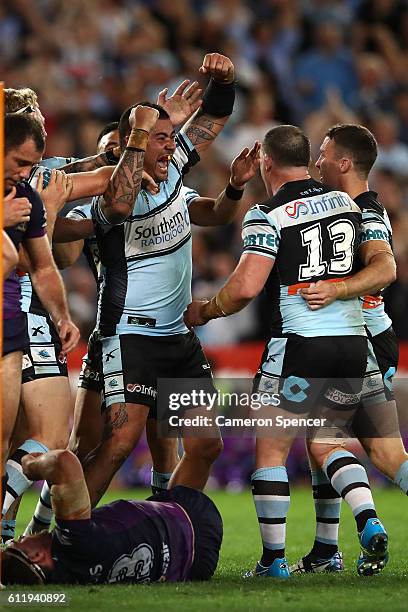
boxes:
[3,182,46,320]
[50,498,194,584]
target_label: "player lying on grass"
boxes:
[1,450,222,585]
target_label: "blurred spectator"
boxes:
[394,86,408,145]
[384,254,408,339]
[353,53,396,122]
[293,20,358,119]
[371,169,408,258]
[371,113,408,177]
[215,85,278,163]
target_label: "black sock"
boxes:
[261,547,285,567]
[1,474,8,509]
[355,509,377,533]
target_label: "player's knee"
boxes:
[53,449,83,480]
[367,442,400,478]
[186,438,223,462]
[308,441,334,468]
[32,433,69,451]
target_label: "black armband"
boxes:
[201,79,235,117]
[105,148,119,165]
[225,182,244,200]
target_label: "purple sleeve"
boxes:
[25,189,46,239]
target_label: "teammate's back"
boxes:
[243,176,365,337]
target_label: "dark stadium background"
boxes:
[3,0,408,489]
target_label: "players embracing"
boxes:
[185,124,390,579]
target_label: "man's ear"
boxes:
[263,152,273,173]
[32,548,47,564]
[31,538,53,569]
[339,157,352,173]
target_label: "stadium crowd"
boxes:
[3,0,408,342]
[2,0,408,585]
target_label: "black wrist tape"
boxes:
[201,79,235,117]
[225,182,244,200]
[105,148,119,165]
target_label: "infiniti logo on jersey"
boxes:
[285,201,308,219]
[285,193,351,219]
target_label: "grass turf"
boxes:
[2,487,407,611]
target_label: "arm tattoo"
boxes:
[103,403,129,441]
[102,149,145,216]
[186,111,225,147]
[60,153,112,173]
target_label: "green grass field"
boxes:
[3,487,408,611]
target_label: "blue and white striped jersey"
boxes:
[20,162,54,314]
[356,190,393,337]
[20,157,91,313]
[242,178,365,338]
[92,133,200,337]
[66,203,101,284]
[41,156,75,170]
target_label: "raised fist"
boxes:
[199,53,235,84]
[129,105,160,132]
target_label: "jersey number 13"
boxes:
[298,219,356,281]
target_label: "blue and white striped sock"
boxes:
[151,470,172,495]
[26,481,54,535]
[2,519,16,542]
[251,466,290,566]
[310,469,341,559]
[394,460,408,494]
[324,450,376,533]
[3,439,49,516]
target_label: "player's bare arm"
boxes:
[181,53,235,153]
[300,240,396,310]
[53,237,84,269]
[52,217,89,268]
[59,149,121,173]
[22,450,91,520]
[53,217,94,243]
[100,105,159,224]
[184,253,274,328]
[189,142,260,226]
[3,230,19,278]
[24,234,80,353]
[68,166,113,201]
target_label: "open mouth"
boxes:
[157,155,172,172]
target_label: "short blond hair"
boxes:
[4,88,38,113]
